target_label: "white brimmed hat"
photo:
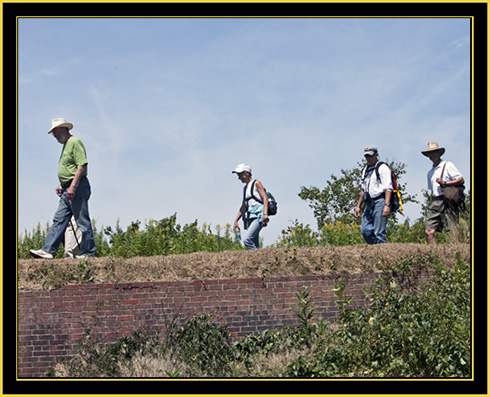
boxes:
[232,163,252,174]
[48,118,73,134]
[422,142,445,157]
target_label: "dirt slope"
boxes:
[18,243,470,291]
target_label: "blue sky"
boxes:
[18,17,471,246]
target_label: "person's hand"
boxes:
[382,204,391,217]
[354,206,361,218]
[56,185,63,197]
[233,221,239,230]
[435,177,444,186]
[66,185,76,201]
[262,215,269,227]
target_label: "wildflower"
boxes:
[386,302,390,307]
[369,317,375,323]
[410,322,414,328]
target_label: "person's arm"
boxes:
[255,180,269,225]
[355,190,364,218]
[379,164,392,217]
[233,199,246,230]
[437,176,465,187]
[383,190,392,217]
[66,164,87,201]
[436,161,464,188]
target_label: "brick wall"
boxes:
[18,273,378,377]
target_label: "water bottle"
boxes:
[234,226,241,242]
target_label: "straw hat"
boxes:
[422,142,445,157]
[48,118,73,134]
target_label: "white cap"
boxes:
[364,145,378,156]
[232,163,252,174]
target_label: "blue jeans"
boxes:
[361,198,388,244]
[243,218,263,250]
[42,177,96,256]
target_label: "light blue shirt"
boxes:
[247,203,264,223]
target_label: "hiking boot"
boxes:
[29,249,53,259]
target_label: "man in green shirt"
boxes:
[30,118,96,258]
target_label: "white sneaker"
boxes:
[29,249,53,259]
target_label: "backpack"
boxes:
[362,162,403,214]
[440,162,466,212]
[244,180,278,216]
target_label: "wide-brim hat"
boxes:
[422,142,445,157]
[232,163,252,174]
[48,118,73,134]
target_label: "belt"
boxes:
[61,176,86,189]
[61,180,73,189]
[369,194,385,201]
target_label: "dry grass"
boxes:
[18,243,470,291]
[51,338,313,378]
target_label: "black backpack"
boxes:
[243,180,278,216]
[362,162,403,214]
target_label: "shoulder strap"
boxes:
[362,165,367,180]
[373,161,383,182]
[440,161,447,181]
[244,180,263,204]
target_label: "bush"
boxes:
[286,252,471,377]
[275,217,469,248]
[102,214,243,258]
[18,214,243,259]
[163,313,234,377]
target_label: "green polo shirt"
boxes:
[58,136,88,185]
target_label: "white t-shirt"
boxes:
[427,160,463,197]
[361,162,393,198]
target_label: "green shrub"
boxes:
[285,252,471,377]
[163,313,234,377]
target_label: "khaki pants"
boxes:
[425,197,459,233]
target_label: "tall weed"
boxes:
[276,217,469,247]
[18,214,243,259]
